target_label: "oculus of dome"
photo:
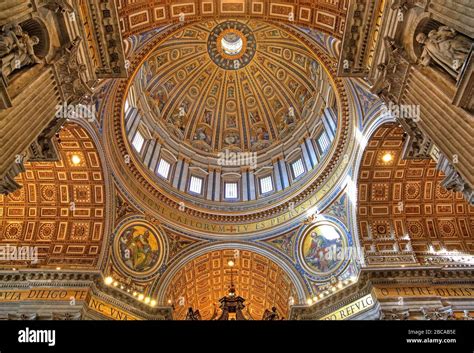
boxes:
[208,21,256,70]
[218,29,246,58]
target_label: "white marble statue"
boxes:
[416,26,472,78]
[0,25,42,78]
[0,25,23,57]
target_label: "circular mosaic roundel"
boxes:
[298,221,349,277]
[207,21,256,70]
[114,221,165,276]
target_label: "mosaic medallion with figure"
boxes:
[114,221,165,276]
[298,221,349,277]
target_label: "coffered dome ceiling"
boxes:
[132,20,327,155]
[107,18,351,235]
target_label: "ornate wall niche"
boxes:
[19,17,51,60]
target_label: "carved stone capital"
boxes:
[420,306,455,320]
[400,123,433,160]
[44,0,75,14]
[380,308,409,320]
[52,311,82,320]
[436,154,474,205]
[395,114,434,159]
[51,37,93,104]
[390,0,426,13]
[7,312,37,320]
[371,38,411,104]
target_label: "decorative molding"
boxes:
[91,279,172,320]
[76,0,127,78]
[290,267,474,320]
[337,0,386,77]
[118,1,348,39]
[51,37,93,104]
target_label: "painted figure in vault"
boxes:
[278,110,297,138]
[309,59,320,82]
[119,226,160,272]
[302,225,343,274]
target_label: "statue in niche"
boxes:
[416,26,472,78]
[0,24,43,79]
[0,25,23,57]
